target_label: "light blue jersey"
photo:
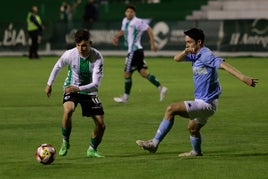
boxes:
[185,47,223,102]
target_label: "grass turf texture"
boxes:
[0,56,267,179]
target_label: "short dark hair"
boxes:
[75,29,90,43]
[184,28,205,44]
[125,4,136,12]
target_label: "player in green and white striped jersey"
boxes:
[45,29,105,158]
[112,4,168,103]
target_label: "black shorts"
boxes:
[63,93,104,117]
[125,49,148,72]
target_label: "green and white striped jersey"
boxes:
[121,16,149,53]
[47,47,104,95]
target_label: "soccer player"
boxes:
[136,28,258,156]
[112,4,167,103]
[45,29,105,158]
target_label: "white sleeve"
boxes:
[121,18,127,31]
[47,52,68,86]
[136,18,149,32]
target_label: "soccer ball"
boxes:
[35,144,56,165]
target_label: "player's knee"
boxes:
[69,108,75,113]
[64,103,75,115]
[165,105,176,116]
[140,72,147,78]
[139,69,148,78]
[188,126,200,136]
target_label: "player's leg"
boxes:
[178,99,217,157]
[59,100,76,156]
[114,52,134,103]
[136,101,188,153]
[124,71,132,100]
[83,95,106,158]
[139,68,159,87]
[139,68,168,101]
[137,49,168,102]
[178,120,204,157]
[87,115,106,158]
[90,115,106,149]
[114,71,133,103]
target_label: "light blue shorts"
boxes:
[184,99,218,125]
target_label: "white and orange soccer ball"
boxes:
[35,144,56,165]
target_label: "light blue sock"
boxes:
[153,118,174,145]
[190,135,202,154]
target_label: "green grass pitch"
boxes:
[0,55,267,179]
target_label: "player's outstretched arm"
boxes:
[112,30,124,46]
[147,27,157,52]
[220,61,258,87]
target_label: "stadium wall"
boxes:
[0,0,267,57]
[1,19,268,57]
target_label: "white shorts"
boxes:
[184,99,218,125]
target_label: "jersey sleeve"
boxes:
[186,47,224,68]
[136,18,149,32]
[201,52,224,69]
[47,51,69,86]
[120,18,127,31]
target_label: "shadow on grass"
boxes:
[205,151,268,158]
[104,150,188,158]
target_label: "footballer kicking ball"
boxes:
[35,144,56,165]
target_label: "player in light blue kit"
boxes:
[136,28,258,156]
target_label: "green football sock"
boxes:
[147,74,160,87]
[62,127,71,142]
[125,77,132,95]
[90,137,102,150]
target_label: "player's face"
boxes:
[125,8,135,20]
[184,35,202,54]
[76,40,91,57]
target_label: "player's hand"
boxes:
[243,77,259,87]
[45,85,52,97]
[112,37,118,46]
[65,86,80,93]
[151,44,158,52]
[185,47,195,54]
